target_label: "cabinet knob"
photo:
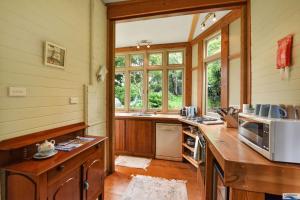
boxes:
[58,165,65,171]
[83,181,89,190]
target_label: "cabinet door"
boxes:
[126,120,154,157]
[83,143,105,200]
[47,168,81,200]
[115,119,126,153]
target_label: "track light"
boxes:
[201,23,206,31]
[212,13,217,22]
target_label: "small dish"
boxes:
[33,150,58,160]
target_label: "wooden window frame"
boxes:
[114,48,186,113]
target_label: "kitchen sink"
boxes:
[131,113,153,117]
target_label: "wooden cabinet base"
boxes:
[230,189,265,200]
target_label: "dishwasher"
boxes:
[156,123,182,161]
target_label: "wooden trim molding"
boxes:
[185,43,192,106]
[197,40,204,115]
[221,25,229,108]
[107,0,246,20]
[115,42,189,53]
[106,19,115,174]
[188,14,200,42]
[191,9,241,45]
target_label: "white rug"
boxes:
[115,155,152,170]
[122,175,188,200]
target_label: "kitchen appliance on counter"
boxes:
[180,106,197,118]
[238,113,300,163]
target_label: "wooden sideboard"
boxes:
[0,123,107,200]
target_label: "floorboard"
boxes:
[104,159,203,200]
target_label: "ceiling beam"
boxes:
[188,14,200,42]
[107,0,246,20]
[115,42,189,53]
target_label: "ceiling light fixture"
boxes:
[199,12,217,31]
[136,40,151,49]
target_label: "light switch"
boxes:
[8,87,27,97]
[69,97,79,104]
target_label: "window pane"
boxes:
[114,73,125,109]
[168,51,183,65]
[115,55,126,68]
[168,69,183,110]
[149,53,162,66]
[206,59,221,113]
[206,34,221,57]
[130,54,144,67]
[130,71,143,109]
[148,71,162,109]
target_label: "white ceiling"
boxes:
[116,10,231,48]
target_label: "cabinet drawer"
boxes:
[48,145,100,185]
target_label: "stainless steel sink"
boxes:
[131,113,153,117]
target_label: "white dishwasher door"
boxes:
[156,123,182,161]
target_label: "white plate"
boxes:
[33,150,58,160]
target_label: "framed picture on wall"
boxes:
[44,41,66,69]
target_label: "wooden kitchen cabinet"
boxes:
[115,119,154,157]
[126,119,154,157]
[0,123,107,200]
[115,119,126,153]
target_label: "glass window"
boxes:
[148,70,163,109]
[115,55,126,68]
[206,59,221,113]
[130,54,144,67]
[168,51,183,65]
[148,53,163,66]
[130,71,143,109]
[168,69,183,110]
[206,34,221,57]
[114,73,125,109]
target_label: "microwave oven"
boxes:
[238,113,300,163]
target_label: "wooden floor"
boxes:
[104,159,203,200]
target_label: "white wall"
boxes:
[251,0,300,104]
[0,0,107,197]
[229,18,241,107]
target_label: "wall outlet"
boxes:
[69,97,79,104]
[8,87,27,97]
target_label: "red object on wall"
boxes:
[276,35,293,69]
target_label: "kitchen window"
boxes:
[204,33,221,115]
[115,49,185,113]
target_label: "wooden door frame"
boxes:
[106,0,250,173]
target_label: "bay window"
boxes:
[114,49,185,113]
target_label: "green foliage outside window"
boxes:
[149,53,162,66]
[148,71,162,109]
[168,70,183,110]
[206,59,221,112]
[114,73,125,108]
[115,55,126,67]
[130,71,143,109]
[206,34,221,57]
[168,51,183,65]
[130,54,144,67]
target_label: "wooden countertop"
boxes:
[179,118,300,195]
[3,136,107,176]
[115,113,181,121]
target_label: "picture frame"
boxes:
[44,41,66,69]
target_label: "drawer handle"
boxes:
[83,181,89,190]
[58,165,65,171]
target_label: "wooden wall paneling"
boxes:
[191,9,241,45]
[221,25,229,108]
[230,189,265,200]
[106,19,115,174]
[240,5,249,106]
[185,43,192,106]
[107,0,246,20]
[188,14,200,42]
[205,143,214,200]
[197,41,204,115]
